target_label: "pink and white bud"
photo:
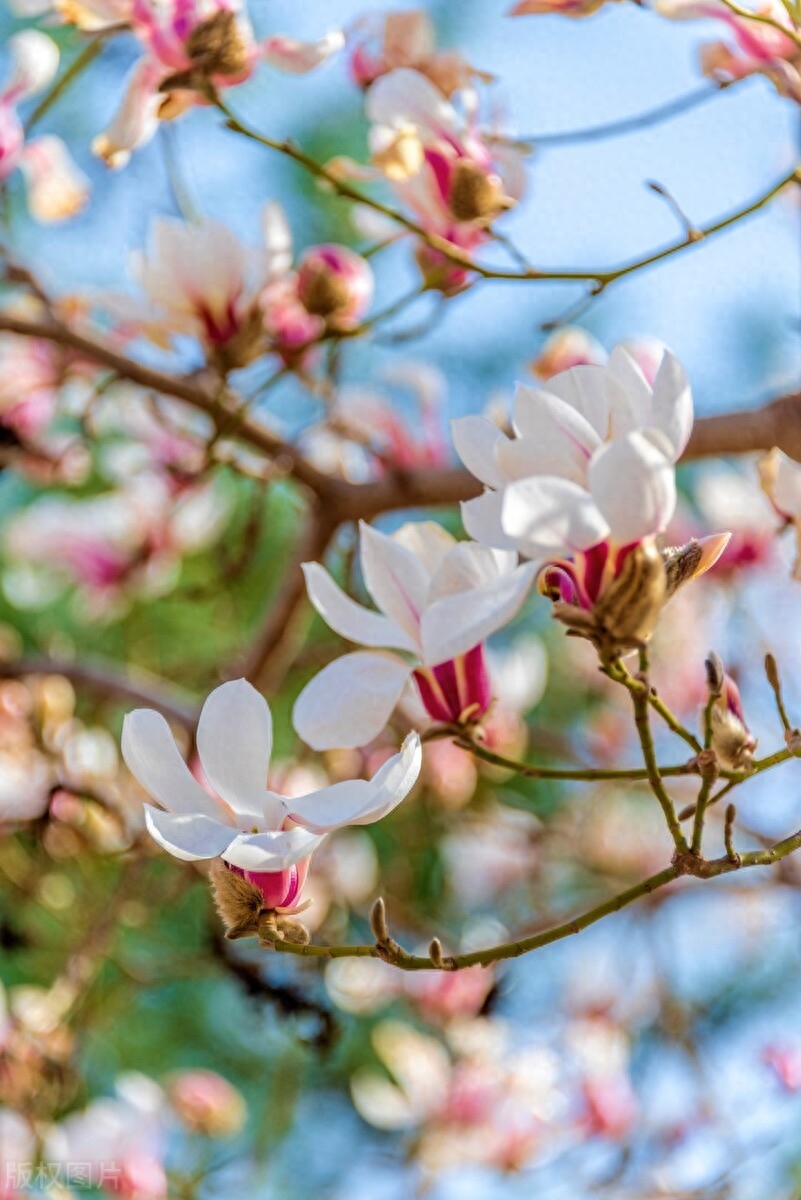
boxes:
[709,673,757,770]
[530,327,606,380]
[168,1069,247,1137]
[296,244,374,330]
[226,858,310,911]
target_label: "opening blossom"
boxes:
[292,520,537,750]
[122,679,421,910]
[658,0,801,103]
[0,31,89,222]
[453,347,729,656]
[92,1,344,168]
[363,67,527,293]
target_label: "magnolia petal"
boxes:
[222,826,323,872]
[262,201,293,279]
[650,350,693,458]
[544,364,610,440]
[421,563,537,665]
[427,541,517,603]
[760,447,801,519]
[359,522,430,643]
[604,345,655,442]
[196,680,273,818]
[293,651,411,750]
[145,806,235,862]
[461,491,520,551]
[122,709,223,819]
[303,562,417,652]
[504,382,602,483]
[589,431,676,543]
[18,137,89,223]
[287,732,421,833]
[261,30,345,73]
[366,67,458,140]
[451,415,508,488]
[502,476,609,554]
[6,30,59,101]
[91,59,163,169]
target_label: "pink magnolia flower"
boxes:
[454,348,729,653]
[3,476,228,616]
[0,32,89,221]
[168,1069,246,1137]
[292,520,537,749]
[348,9,480,96]
[658,0,801,100]
[364,68,527,293]
[759,447,801,576]
[122,679,421,909]
[93,1,344,168]
[46,1074,168,1200]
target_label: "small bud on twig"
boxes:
[766,652,796,735]
[705,651,724,697]
[428,937,444,968]
[370,896,390,945]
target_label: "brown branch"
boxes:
[0,657,198,729]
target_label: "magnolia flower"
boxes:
[708,671,757,770]
[3,476,228,617]
[295,244,374,330]
[8,0,131,30]
[658,0,801,102]
[454,348,729,656]
[363,68,527,291]
[0,32,89,221]
[122,679,421,908]
[292,520,537,749]
[348,9,479,96]
[167,1070,246,1137]
[759,447,801,576]
[530,328,668,385]
[93,1,344,168]
[114,205,292,367]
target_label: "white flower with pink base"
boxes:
[293,520,537,749]
[0,32,89,222]
[122,680,421,910]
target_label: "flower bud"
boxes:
[296,245,373,329]
[414,240,472,295]
[168,1069,247,1138]
[709,675,757,770]
[413,643,492,726]
[448,159,510,223]
[185,10,250,77]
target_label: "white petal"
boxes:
[262,201,292,279]
[261,29,345,73]
[91,60,163,169]
[421,563,537,665]
[588,431,676,543]
[366,67,458,140]
[6,31,59,100]
[650,350,693,458]
[145,806,235,862]
[605,346,654,440]
[303,562,417,652]
[451,416,508,488]
[359,522,429,643]
[461,491,520,551]
[122,709,222,819]
[293,652,411,750]
[503,382,602,483]
[222,826,323,872]
[287,732,421,833]
[502,476,609,554]
[545,364,610,439]
[390,521,455,577]
[428,541,516,602]
[18,137,89,223]
[196,680,272,818]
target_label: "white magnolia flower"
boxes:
[122,680,421,905]
[292,520,537,750]
[453,346,693,557]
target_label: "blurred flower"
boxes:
[47,1073,168,1200]
[693,463,775,578]
[3,475,228,617]
[763,1042,801,1091]
[93,2,344,167]
[122,679,421,910]
[168,1069,246,1137]
[759,446,801,576]
[361,67,527,293]
[293,520,536,748]
[348,9,481,95]
[0,31,89,221]
[295,244,374,329]
[530,328,668,385]
[657,0,801,102]
[511,0,615,15]
[0,1110,35,1200]
[442,806,541,905]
